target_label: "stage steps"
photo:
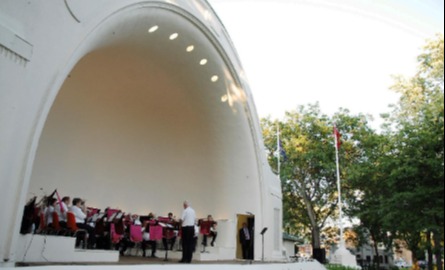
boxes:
[125,244,235,262]
[15,234,119,263]
[197,245,236,261]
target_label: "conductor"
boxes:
[179,200,196,263]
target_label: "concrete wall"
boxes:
[15,235,119,263]
[0,0,282,266]
[283,240,297,258]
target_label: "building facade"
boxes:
[0,0,283,266]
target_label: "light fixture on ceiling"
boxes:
[148,25,159,33]
[186,45,195,52]
[200,59,208,65]
[169,33,179,40]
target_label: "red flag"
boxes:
[334,126,342,149]
[55,190,64,214]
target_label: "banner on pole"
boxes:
[334,126,342,149]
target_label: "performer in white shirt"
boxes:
[70,199,86,223]
[70,198,96,249]
[55,196,70,227]
[179,200,196,263]
[45,198,57,227]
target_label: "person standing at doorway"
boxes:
[179,200,196,263]
[239,222,252,260]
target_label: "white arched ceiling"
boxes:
[29,6,261,219]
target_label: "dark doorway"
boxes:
[237,214,255,260]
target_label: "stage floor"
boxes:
[17,255,271,267]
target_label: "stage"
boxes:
[11,234,327,269]
[12,255,327,270]
[1,0,284,266]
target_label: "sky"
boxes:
[208,0,444,127]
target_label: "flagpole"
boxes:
[334,126,345,248]
[332,125,359,268]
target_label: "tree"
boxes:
[261,104,375,256]
[382,34,444,270]
[329,107,396,269]
[262,104,336,252]
[260,34,443,270]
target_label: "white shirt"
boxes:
[143,231,150,241]
[243,227,251,240]
[55,202,68,222]
[134,218,142,226]
[45,205,55,225]
[181,206,196,227]
[70,205,86,223]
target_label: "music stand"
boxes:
[260,227,268,262]
[158,219,176,261]
[158,222,170,261]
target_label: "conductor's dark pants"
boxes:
[181,226,195,263]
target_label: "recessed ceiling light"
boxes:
[170,33,179,40]
[200,59,208,65]
[211,76,219,82]
[187,45,195,52]
[148,25,159,33]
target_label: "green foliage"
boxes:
[381,34,444,264]
[261,34,444,267]
[262,104,339,247]
[261,104,375,248]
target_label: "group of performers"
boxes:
[20,192,218,261]
[113,211,181,258]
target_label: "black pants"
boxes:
[77,223,96,248]
[142,240,157,257]
[202,231,218,246]
[181,226,195,263]
[163,237,177,251]
[241,240,252,260]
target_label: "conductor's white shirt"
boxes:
[181,206,196,227]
